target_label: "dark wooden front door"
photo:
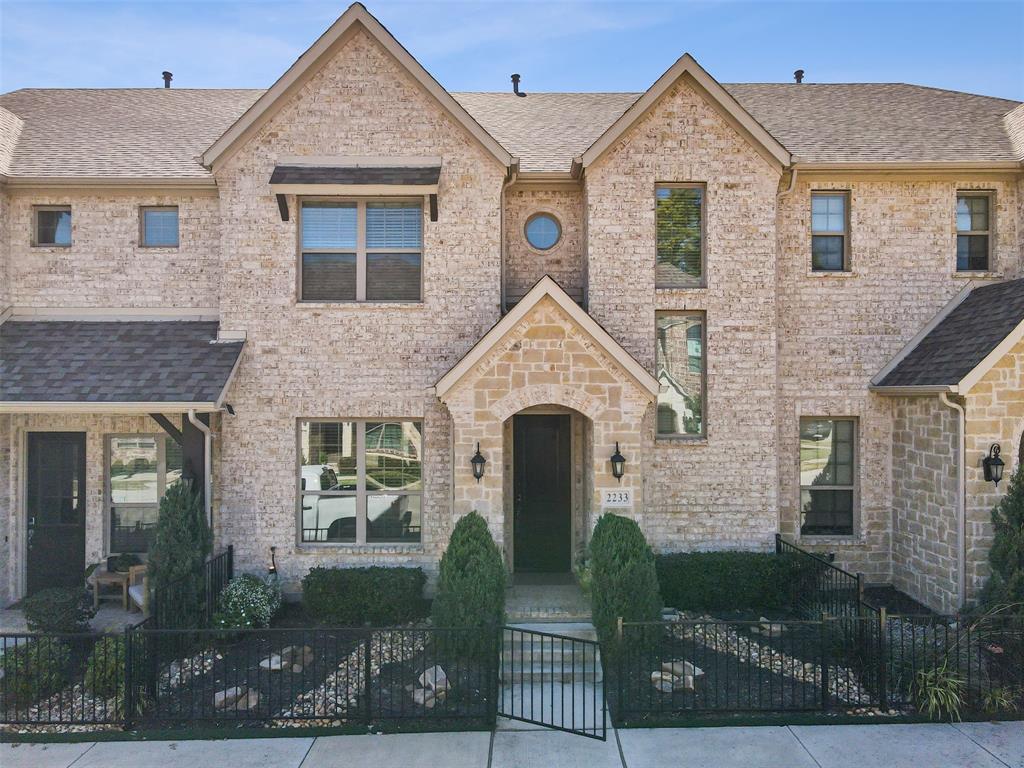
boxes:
[26,432,86,595]
[513,414,571,573]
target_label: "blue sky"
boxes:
[2,1,1022,99]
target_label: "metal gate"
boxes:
[498,625,606,740]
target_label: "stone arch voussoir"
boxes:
[491,384,604,423]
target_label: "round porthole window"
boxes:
[524,213,561,251]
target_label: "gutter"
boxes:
[3,176,218,190]
[939,392,967,609]
[188,409,215,529]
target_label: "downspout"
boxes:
[939,391,966,609]
[187,409,214,529]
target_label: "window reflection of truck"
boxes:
[300,465,413,541]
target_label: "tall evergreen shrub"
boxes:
[431,512,506,657]
[147,480,211,627]
[981,460,1024,611]
[590,514,662,647]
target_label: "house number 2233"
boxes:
[602,489,632,508]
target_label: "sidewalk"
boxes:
[2,721,1022,768]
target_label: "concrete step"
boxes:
[506,610,592,623]
[500,664,603,683]
[504,622,598,640]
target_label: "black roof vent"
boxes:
[511,73,526,97]
[162,71,173,89]
[793,69,805,84]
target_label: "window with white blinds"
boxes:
[300,200,422,302]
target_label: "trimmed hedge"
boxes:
[302,566,427,626]
[590,514,662,647]
[21,587,95,633]
[655,551,801,613]
[431,512,506,657]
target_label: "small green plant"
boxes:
[302,566,427,626]
[1,638,69,710]
[20,587,95,633]
[913,660,965,721]
[84,636,125,700]
[982,686,1019,715]
[108,553,142,573]
[574,553,593,596]
[213,574,282,630]
[431,512,506,658]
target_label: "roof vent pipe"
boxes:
[162,71,173,88]
[511,73,526,97]
[793,69,805,84]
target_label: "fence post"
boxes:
[820,613,830,711]
[775,533,782,554]
[227,544,234,579]
[363,629,373,726]
[123,625,134,730]
[616,617,623,642]
[856,572,865,608]
[878,607,888,711]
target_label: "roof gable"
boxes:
[580,54,791,170]
[435,276,659,399]
[872,278,1024,393]
[201,3,511,171]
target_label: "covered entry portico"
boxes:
[435,277,659,575]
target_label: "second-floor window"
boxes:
[957,192,991,271]
[300,199,422,302]
[655,312,705,437]
[811,192,849,271]
[34,205,72,246]
[656,184,705,287]
[141,206,179,247]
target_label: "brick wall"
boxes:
[4,190,221,309]
[503,183,585,302]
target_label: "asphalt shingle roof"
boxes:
[0,83,1019,176]
[269,164,441,185]
[877,279,1024,388]
[0,321,243,403]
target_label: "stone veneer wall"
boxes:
[890,396,960,613]
[0,413,215,604]
[585,78,781,550]
[776,176,1021,582]
[4,190,221,309]
[212,28,506,589]
[438,295,653,557]
[503,183,585,302]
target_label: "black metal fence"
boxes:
[776,534,865,619]
[148,546,234,630]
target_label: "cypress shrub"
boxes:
[302,567,427,625]
[589,513,662,647]
[655,551,800,613]
[431,512,506,657]
[147,480,211,628]
[981,460,1024,611]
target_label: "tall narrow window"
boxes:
[799,418,856,536]
[34,206,72,246]
[141,206,179,247]
[299,420,422,544]
[656,184,705,287]
[956,193,991,271]
[107,435,182,553]
[655,312,705,437]
[300,200,422,302]
[811,192,848,271]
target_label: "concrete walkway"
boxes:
[3,722,1022,768]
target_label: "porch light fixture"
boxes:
[983,443,1005,487]
[268,546,278,577]
[471,443,487,482]
[610,442,626,482]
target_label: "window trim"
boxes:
[810,190,850,272]
[32,205,72,247]
[296,196,425,304]
[139,205,180,248]
[955,190,994,273]
[524,211,562,252]
[104,433,176,555]
[655,182,707,289]
[295,418,424,546]
[654,310,707,440]
[798,416,859,538]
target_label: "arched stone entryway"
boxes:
[435,277,659,571]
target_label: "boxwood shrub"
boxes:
[21,587,95,633]
[302,566,427,626]
[655,551,801,613]
[1,638,69,710]
[589,514,662,647]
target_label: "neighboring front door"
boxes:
[26,432,87,595]
[513,414,571,573]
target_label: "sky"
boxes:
[1,1,1022,100]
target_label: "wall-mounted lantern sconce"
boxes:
[268,546,278,577]
[471,443,487,482]
[983,443,1005,487]
[610,442,626,482]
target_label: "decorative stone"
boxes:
[661,660,703,678]
[260,654,284,670]
[418,665,449,692]
[213,686,247,709]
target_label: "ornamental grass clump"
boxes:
[213,573,282,630]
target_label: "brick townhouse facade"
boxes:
[1,4,1022,614]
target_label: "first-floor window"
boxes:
[107,435,183,553]
[299,420,422,544]
[656,312,705,437]
[799,418,856,536]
